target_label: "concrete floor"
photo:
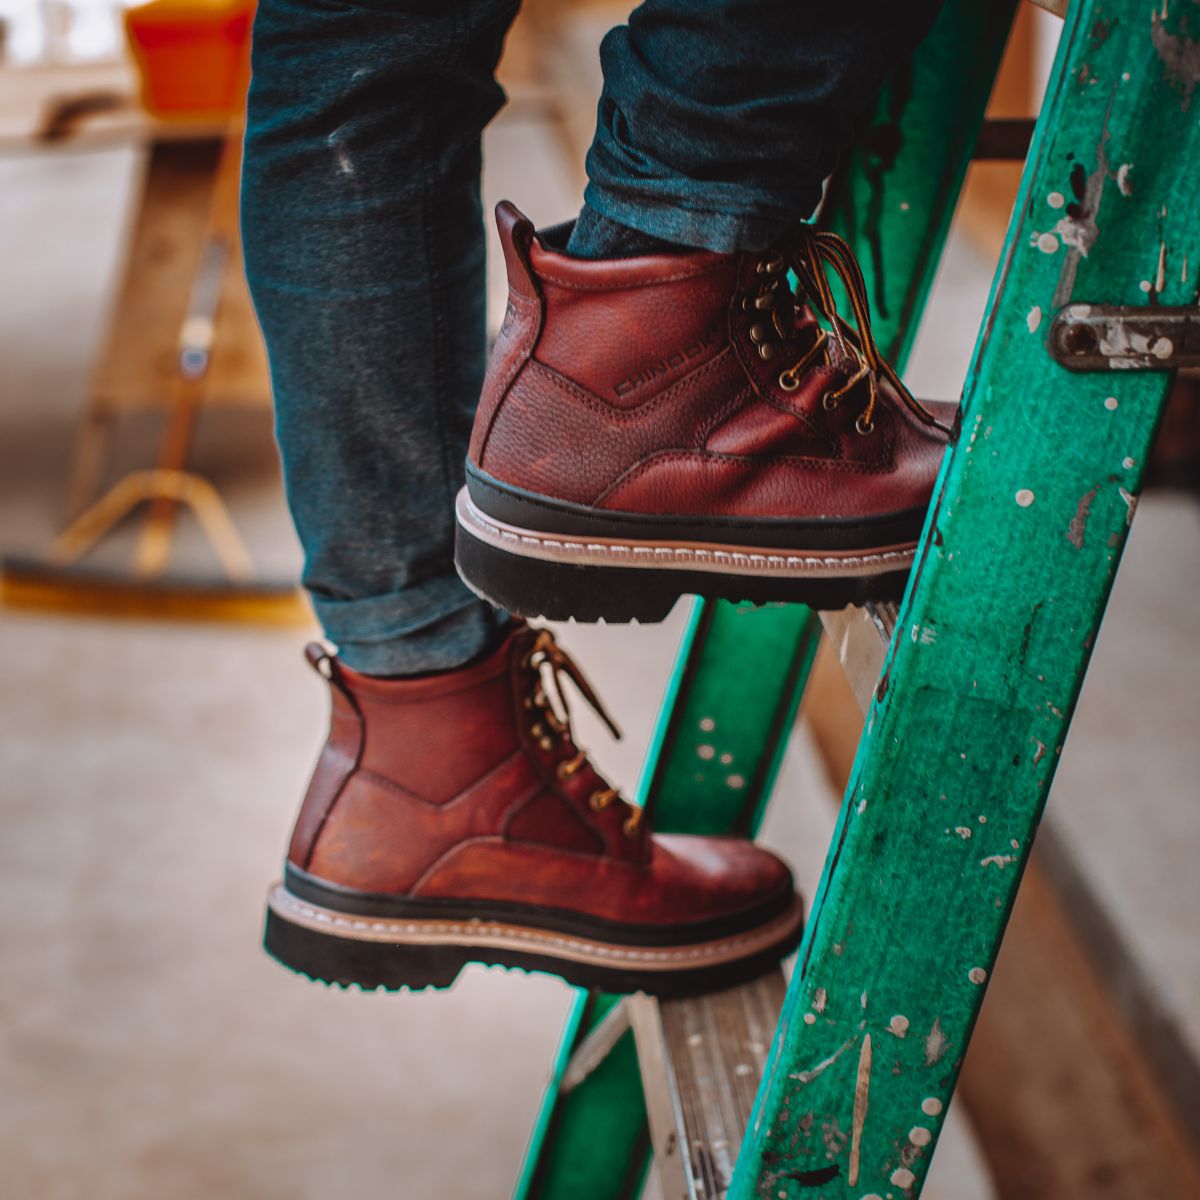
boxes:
[2,22,1197,1200]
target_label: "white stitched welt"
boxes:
[272,888,799,966]
[459,494,913,574]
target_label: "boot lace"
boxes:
[521,630,644,838]
[748,229,940,435]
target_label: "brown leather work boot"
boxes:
[455,203,956,622]
[264,623,804,996]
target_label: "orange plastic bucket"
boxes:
[125,0,255,121]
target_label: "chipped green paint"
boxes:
[732,1,1199,1196]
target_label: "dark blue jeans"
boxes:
[242,0,943,674]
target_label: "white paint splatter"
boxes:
[968,967,988,985]
[1116,163,1134,196]
[1119,487,1138,524]
[1015,489,1035,507]
[891,1168,916,1188]
[726,774,745,789]
[699,717,715,732]
[909,1126,933,1147]
[803,1012,817,1025]
[1026,305,1043,333]
[1035,231,1060,254]
[954,826,972,839]
[1104,396,1119,410]
[922,1097,944,1117]
[981,854,1017,869]
[1055,213,1097,256]
[1047,191,1065,209]
[888,1015,910,1039]
[814,987,828,1013]
[697,744,715,760]
[1123,456,1135,469]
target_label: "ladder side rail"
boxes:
[732,2,1200,1196]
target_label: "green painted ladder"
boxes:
[514,1,1200,1196]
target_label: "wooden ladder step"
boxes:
[629,972,787,1200]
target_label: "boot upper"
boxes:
[287,625,794,930]
[469,202,951,523]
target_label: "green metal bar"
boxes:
[514,601,821,1199]
[514,991,651,1200]
[733,2,1198,1196]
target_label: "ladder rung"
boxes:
[630,971,787,1200]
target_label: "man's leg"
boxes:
[242,0,516,675]
[246,0,806,995]
[571,0,947,256]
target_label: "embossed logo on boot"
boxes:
[613,324,720,399]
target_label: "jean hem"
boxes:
[581,182,808,255]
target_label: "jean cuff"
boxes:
[581,181,802,256]
[310,571,508,675]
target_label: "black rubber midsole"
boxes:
[284,862,795,949]
[264,903,801,997]
[466,462,927,551]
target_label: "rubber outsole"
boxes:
[263,885,805,998]
[454,495,912,623]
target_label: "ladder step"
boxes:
[820,602,896,713]
[630,971,787,1200]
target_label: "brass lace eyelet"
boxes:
[538,736,554,751]
[855,414,875,435]
[749,323,768,344]
[589,790,611,811]
[822,391,840,411]
[757,342,778,362]
[778,371,800,392]
[623,811,643,837]
[530,722,545,738]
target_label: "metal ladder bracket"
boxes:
[1050,303,1200,371]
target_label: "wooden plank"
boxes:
[89,138,269,416]
[631,973,788,1200]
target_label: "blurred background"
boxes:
[1,2,1197,1197]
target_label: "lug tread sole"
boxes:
[264,885,805,999]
